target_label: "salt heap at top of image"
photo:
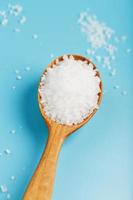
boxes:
[39,55,101,125]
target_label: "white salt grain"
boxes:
[10,176,16,181]
[9,4,23,16]
[25,67,31,71]
[113,85,120,90]
[50,54,54,58]
[0,185,8,193]
[10,129,16,134]
[32,34,38,40]
[110,68,116,76]
[121,90,127,96]
[39,56,101,125]
[96,55,102,62]
[79,12,114,49]
[4,149,11,155]
[15,70,19,74]
[0,11,8,26]
[7,193,11,199]
[14,28,21,33]
[16,75,22,80]
[19,16,27,24]
[121,35,127,41]
[12,86,16,90]
[126,48,131,54]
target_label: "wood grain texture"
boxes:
[23,54,103,200]
[23,125,65,200]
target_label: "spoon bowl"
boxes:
[23,55,102,200]
[38,55,102,137]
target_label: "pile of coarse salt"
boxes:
[39,55,101,125]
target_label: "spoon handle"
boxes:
[23,126,65,200]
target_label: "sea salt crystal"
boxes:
[111,55,116,60]
[113,85,120,90]
[110,68,116,76]
[32,34,38,40]
[10,176,16,181]
[0,11,8,26]
[103,57,110,67]
[50,54,54,58]
[7,193,11,199]
[79,12,114,49]
[95,55,102,62]
[4,149,11,155]
[106,44,117,56]
[16,75,22,80]
[12,86,16,90]
[0,152,2,157]
[39,56,101,125]
[14,28,21,33]
[107,65,112,70]
[114,37,120,43]
[86,49,95,55]
[9,4,23,16]
[19,16,26,24]
[10,129,16,134]
[126,48,131,54]
[15,70,19,74]
[25,67,31,71]
[121,90,127,96]
[121,35,127,41]
[0,185,8,193]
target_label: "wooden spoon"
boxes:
[23,55,102,200]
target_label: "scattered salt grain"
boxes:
[126,48,131,54]
[121,90,127,96]
[16,75,22,80]
[121,35,127,41]
[111,55,116,60]
[0,153,2,157]
[9,4,23,16]
[10,129,16,134]
[114,37,120,43]
[0,11,8,26]
[12,86,16,90]
[103,57,110,67]
[86,49,95,55]
[106,44,117,56]
[19,16,27,24]
[25,67,31,71]
[4,149,11,155]
[50,54,54,58]
[107,65,112,70]
[95,55,102,62]
[39,56,101,125]
[79,12,114,49]
[110,68,116,76]
[7,193,11,199]
[14,28,21,33]
[10,176,16,181]
[0,185,8,193]
[15,70,19,74]
[32,34,38,40]
[113,85,120,90]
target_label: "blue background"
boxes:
[0,0,133,199]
